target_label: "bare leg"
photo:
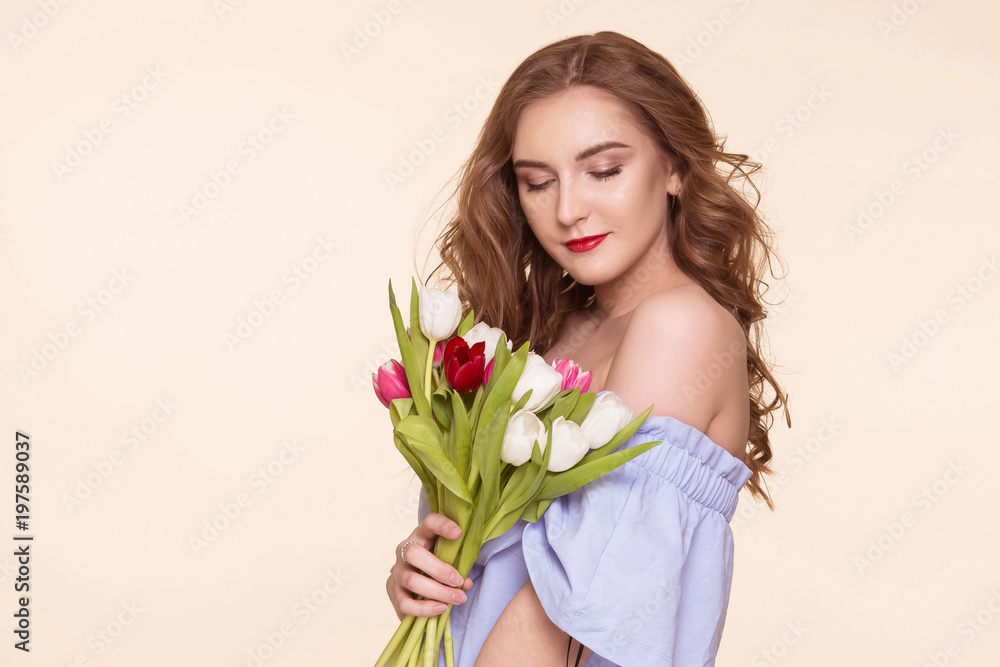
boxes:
[475,579,593,666]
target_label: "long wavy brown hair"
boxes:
[420,31,790,508]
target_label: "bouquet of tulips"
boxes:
[372,279,662,667]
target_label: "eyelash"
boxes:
[525,166,622,192]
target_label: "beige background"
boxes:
[1,0,998,665]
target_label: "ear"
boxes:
[661,156,682,196]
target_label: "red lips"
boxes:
[565,233,608,253]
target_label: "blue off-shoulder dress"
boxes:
[417,414,754,667]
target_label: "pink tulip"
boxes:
[552,357,593,393]
[372,359,411,409]
[483,357,494,385]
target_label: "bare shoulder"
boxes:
[604,284,747,444]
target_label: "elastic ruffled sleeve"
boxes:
[520,415,752,666]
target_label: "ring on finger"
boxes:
[400,540,419,565]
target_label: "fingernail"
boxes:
[434,603,447,613]
[452,590,467,604]
[451,572,463,586]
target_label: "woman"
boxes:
[386,31,789,666]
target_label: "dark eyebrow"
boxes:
[512,141,631,169]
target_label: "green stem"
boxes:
[433,606,451,652]
[444,612,455,667]
[424,337,437,404]
[374,614,416,666]
[455,528,484,581]
[424,614,438,667]
[397,616,429,665]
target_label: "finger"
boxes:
[399,566,469,607]
[462,576,473,592]
[402,542,466,589]
[397,595,449,618]
[414,512,463,543]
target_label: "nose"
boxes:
[555,178,586,227]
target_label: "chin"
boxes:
[562,264,611,287]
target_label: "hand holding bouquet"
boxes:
[373,279,662,666]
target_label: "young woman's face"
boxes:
[511,85,680,288]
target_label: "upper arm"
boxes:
[603,289,746,434]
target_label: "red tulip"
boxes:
[443,336,486,393]
[372,359,411,409]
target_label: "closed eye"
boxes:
[524,167,622,192]
[593,166,621,181]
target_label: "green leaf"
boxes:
[511,387,532,414]
[519,434,552,505]
[545,387,581,422]
[389,397,414,427]
[396,416,473,504]
[477,401,511,520]
[457,497,488,575]
[432,389,453,431]
[534,439,662,501]
[409,278,429,387]
[578,404,656,466]
[475,342,528,444]
[566,391,597,424]
[484,508,523,541]
[388,280,430,418]
[519,498,553,523]
[393,432,437,513]
[451,391,472,482]
[456,309,475,337]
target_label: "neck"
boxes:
[590,236,690,320]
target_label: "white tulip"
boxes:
[418,285,462,341]
[500,408,547,467]
[511,352,564,412]
[546,416,590,472]
[462,322,512,363]
[580,391,634,449]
